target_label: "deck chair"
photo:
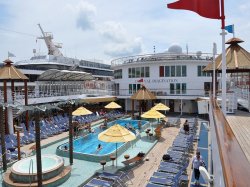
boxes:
[153,171,175,179]
[98,172,123,186]
[84,178,113,187]
[146,183,166,187]
[122,156,143,166]
[149,176,175,186]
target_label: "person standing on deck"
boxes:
[183,120,189,134]
[192,151,206,185]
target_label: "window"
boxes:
[176,83,181,94]
[165,66,170,77]
[169,83,187,95]
[128,68,132,78]
[141,67,145,77]
[114,69,122,79]
[159,66,164,77]
[182,66,187,77]
[132,68,136,78]
[128,67,150,78]
[176,66,181,77]
[136,67,140,78]
[129,84,132,94]
[198,65,211,77]
[129,84,141,94]
[171,66,175,77]
[170,83,175,94]
[182,83,186,94]
[145,67,150,77]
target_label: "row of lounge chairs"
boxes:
[146,119,198,187]
[83,171,130,187]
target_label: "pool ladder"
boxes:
[29,158,34,187]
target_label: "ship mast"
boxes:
[37,24,63,57]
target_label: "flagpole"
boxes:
[220,0,227,115]
[213,43,217,99]
[233,24,235,37]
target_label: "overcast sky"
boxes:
[0,0,250,64]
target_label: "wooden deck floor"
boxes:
[227,111,250,163]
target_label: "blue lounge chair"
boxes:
[146,183,166,187]
[84,178,113,187]
[153,171,175,179]
[149,176,175,186]
[98,171,130,186]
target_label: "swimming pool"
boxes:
[57,119,149,161]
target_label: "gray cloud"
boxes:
[99,22,127,43]
[104,37,143,57]
[98,21,143,57]
[75,1,96,30]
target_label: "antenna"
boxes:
[153,46,156,54]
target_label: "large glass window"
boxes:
[182,83,186,94]
[198,65,211,77]
[176,66,181,77]
[128,68,132,78]
[114,69,122,79]
[129,84,132,94]
[129,84,141,94]
[132,68,136,78]
[176,83,181,94]
[170,83,175,94]
[182,66,187,77]
[171,66,176,77]
[165,66,170,77]
[145,67,150,77]
[128,67,150,78]
[136,67,140,78]
[159,66,164,77]
[141,67,145,77]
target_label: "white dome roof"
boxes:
[168,44,182,54]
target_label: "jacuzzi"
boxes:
[10,154,64,183]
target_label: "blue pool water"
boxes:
[60,119,148,155]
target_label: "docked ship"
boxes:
[3,24,115,104]
[0,24,115,134]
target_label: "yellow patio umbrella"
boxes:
[152,103,170,111]
[141,109,166,119]
[72,106,93,116]
[141,109,166,131]
[104,101,122,109]
[98,124,136,167]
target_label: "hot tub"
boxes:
[11,154,64,183]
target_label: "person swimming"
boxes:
[97,144,102,151]
[63,145,68,151]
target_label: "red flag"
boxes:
[167,0,221,19]
[137,78,143,83]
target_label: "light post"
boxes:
[14,125,23,160]
[0,105,7,171]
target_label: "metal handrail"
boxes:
[29,158,34,187]
[210,98,250,186]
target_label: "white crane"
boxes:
[37,24,63,57]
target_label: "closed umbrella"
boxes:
[98,124,136,167]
